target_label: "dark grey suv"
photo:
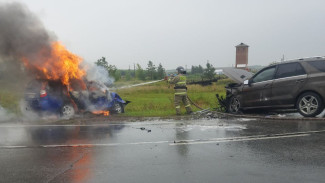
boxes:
[226,57,325,117]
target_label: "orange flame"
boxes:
[22,41,86,89]
[92,110,110,116]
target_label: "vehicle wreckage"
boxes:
[216,67,253,113]
[22,79,130,119]
[217,57,325,118]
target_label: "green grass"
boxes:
[0,81,23,114]
[0,77,233,117]
[116,78,233,116]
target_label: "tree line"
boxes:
[95,57,166,81]
[95,57,217,82]
[190,62,216,80]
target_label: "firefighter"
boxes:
[168,66,192,115]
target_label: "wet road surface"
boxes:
[0,118,324,183]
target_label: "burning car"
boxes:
[15,41,130,119]
[218,57,325,117]
[22,79,129,118]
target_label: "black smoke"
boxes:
[0,2,55,64]
[0,2,59,85]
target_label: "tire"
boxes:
[228,96,241,114]
[296,92,324,117]
[112,102,124,114]
[61,104,75,119]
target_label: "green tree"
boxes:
[107,65,117,77]
[198,65,204,73]
[157,63,165,79]
[114,70,121,81]
[146,61,156,80]
[95,57,120,80]
[95,57,109,70]
[191,65,204,74]
[136,64,145,80]
[203,62,216,80]
[125,69,131,81]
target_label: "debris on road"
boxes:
[139,127,152,133]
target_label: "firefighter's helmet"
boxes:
[176,66,185,73]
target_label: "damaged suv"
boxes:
[223,57,325,117]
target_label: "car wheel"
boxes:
[113,102,124,114]
[296,92,324,117]
[61,104,75,119]
[228,96,241,114]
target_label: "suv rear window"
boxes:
[275,62,305,79]
[308,60,325,72]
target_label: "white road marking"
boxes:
[0,146,27,148]
[0,121,182,128]
[42,141,169,148]
[170,134,309,146]
[0,130,324,149]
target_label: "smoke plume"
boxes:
[86,65,115,88]
[0,2,54,63]
[0,2,114,119]
[0,104,13,122]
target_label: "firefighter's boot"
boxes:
[185,106,192,114]
[183,95,192,114]
[175,107,181,115]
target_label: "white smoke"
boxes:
[85,64,115,89]
[19,100,40,121]
[0,105,14,122]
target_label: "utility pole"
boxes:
[134,63,136,80]
[281,54,285,62]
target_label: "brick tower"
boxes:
[235,43,249,69]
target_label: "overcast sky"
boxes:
[3,0,325,69]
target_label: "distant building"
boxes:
[214,69,223,75]
[235,43,249,69]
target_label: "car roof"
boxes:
[270,56,325,66]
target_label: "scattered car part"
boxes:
[194,108,211,115]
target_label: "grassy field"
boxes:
[0,77,233,117]
[0,80,24,114]
[115,78,232,116]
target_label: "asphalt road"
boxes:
[0,118,324,183]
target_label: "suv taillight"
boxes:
[40,90,47,97]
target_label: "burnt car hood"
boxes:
[222,68,253,83]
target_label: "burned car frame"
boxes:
[22,79,129,118]
[217,57,325,117]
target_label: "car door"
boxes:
[271,62,307,106]
[241,66,276,108]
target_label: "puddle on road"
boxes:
[0,118,248,147]
[176,124,246,132]
[2,117,324,148]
